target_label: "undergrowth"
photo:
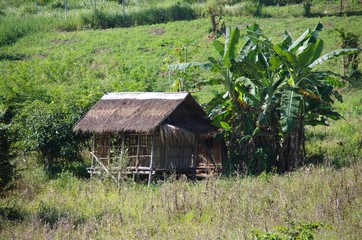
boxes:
[0,161,361,239]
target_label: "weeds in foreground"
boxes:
[0,162,361,239]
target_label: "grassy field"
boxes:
[0,0,361,239]
[0,158,361,239]
[1,15,361,100]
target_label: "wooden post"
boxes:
[121,132,125,169]
[107,133,110,168]
[134,134,140,179]
[90,133,96,177]
[90,152,118,184]
[148,130,156,185]
[192,135,198,180]
[117,132,125,184]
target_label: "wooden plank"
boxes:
[192,136,198,180]
[90,151,118,183]
[148,130,156,185]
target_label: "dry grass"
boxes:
[1,162,361,239]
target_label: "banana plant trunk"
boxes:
[279,114,306,171]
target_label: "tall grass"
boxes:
[0,2,198,46]
[81,4,197,29]
[1,0,361,47]
[1,161,361,239]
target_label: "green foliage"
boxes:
[303,1,312,17]
[175,22,358,173]
[14,101,87,171]
[335,29,361,88]
[0,105,15,192]
[0,0,361,48]
[0,2,360,238]
[165,38,202,91]
[0,16,358,186]
[306,88,362,167]
[80,4,197,29]
[0,15,37,46]
[251,220,323,240]
[0,199,25,221]
[253,0,304,6]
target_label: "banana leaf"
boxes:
[280,89,301,132]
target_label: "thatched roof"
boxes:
[73,92,215,134]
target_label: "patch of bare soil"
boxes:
[149,28,165,35]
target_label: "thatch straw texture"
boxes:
[73,92,215,134]
[160,124,196,145]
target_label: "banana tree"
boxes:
[270,22,357,170]
[170,23,358,173]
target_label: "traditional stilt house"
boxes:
[73,92,223,184]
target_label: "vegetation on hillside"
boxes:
[0,0,361,238]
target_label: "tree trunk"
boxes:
[279,114,305,172]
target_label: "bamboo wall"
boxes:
[92,131,223,173]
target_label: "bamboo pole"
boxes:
[90,152,118,183]
[192,136,198,180]
[148,130,156,185]
[90,133,96,177]
[134,134,140,179]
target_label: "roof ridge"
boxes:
[101,92,189,100]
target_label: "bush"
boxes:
[251,220,324,239]
[0,201,25,221]
[14,100,88,173]
[0,105,14,192]
[81,4,197,29]
[81,9,119,29]
[258,0,304,6]
[303,1,312,17]
[0,125,14,191]
[0,16,33,46]
[51,0,66,10]
[336,29,361,88]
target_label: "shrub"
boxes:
[0,125,14,191]
[0,200,25,221]
[14,100,88,174]
[81,4,196,29]
[303,1,312,17]
[81,9,119,29]
[0,16,32,46]
[336,29,361,88]
[0,105,15,192]
[51,0,66,10]
[251,220,324,239]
